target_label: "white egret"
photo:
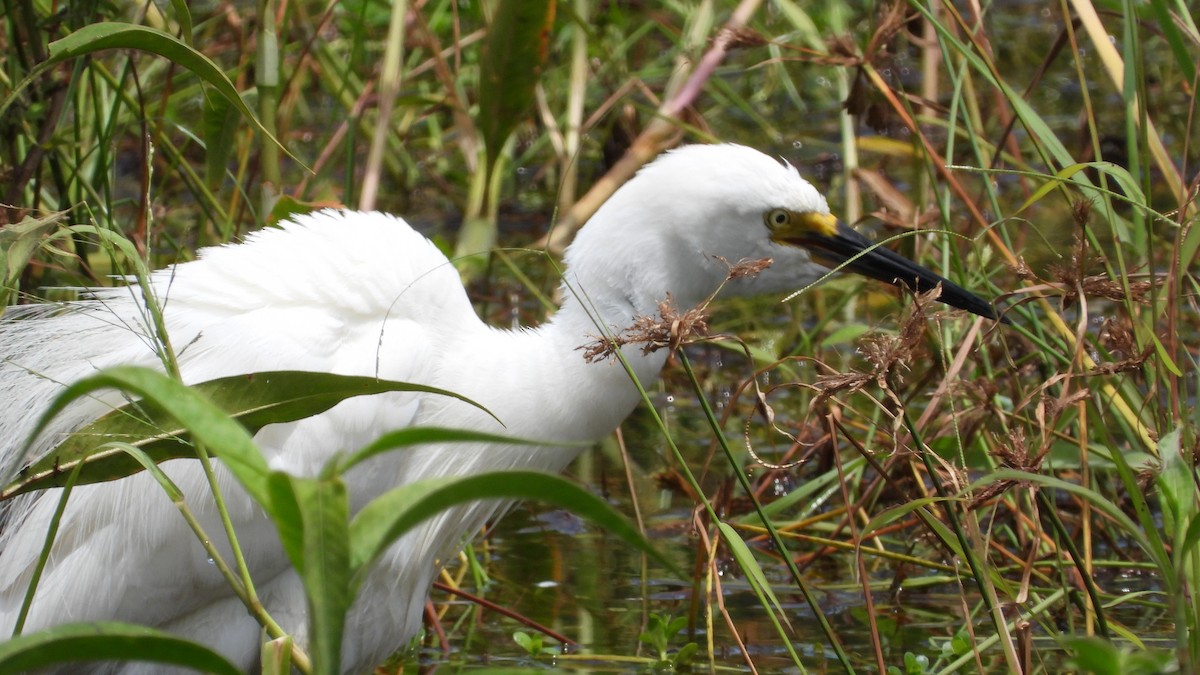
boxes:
[0,144,1002,673]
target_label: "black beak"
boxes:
[777,219,1008,324]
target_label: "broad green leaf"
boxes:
[0,622,240,674]
[267,472,306,577]
[9,367,271,507]
[5,370,489,498]
[288,476,351,675]
[348,471,673,585]
[478,0,555,170]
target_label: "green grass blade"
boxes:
[0,22,294,167]
[716,523,790,629]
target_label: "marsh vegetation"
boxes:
[1,0,1198,673]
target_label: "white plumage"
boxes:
[0,144,994,673]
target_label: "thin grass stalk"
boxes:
[85,60,230,230]
[894,383,1022,672]
[599,348,812,672]
[543,0,756,250]
[111,444,311,672]
[1078,398,1096,636]
[126,218,278,662]
[1067,0,1185,206]
[933,588,1068,675]
[916,5,1163,455]
[1058,16,1105,637]
[676,351,851,673]
[309,44,408,182]
[88,62,119,238]
[77,191,279,665]
[406,5,479,171]
[1034,488,1109,637]
[11,463,82,637]
[829,418,886,673]
[1089,419,1175,585]
[612,426,654,663]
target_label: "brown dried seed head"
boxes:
[727,257,773,280]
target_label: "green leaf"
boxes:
[287,476,351,675]
[5,370,490,498]
[166,0,194,45]
[8,366,272,507]
[267,472,306,576]
[717,522,791,630]
[0,622,241,674]
[971,469,1162,571]
[1,23,292,166]
[1148,332,1183,377]
[1064,636,1122,675]
[0,212,68,312]
[203,87,255,189]
[903,651,929,674]
[819,322,871,347]
[512,631,540,656]
[348,471,673,585]
[266,194,324,226]
[1154,428,1193,538]
[862,496,957,539]
[948,628,972,656]
[1146,0,1196,90]
[477,0,556,170]
[673,641,699,666]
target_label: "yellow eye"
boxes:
[764,208,790,229]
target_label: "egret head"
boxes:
[567,144,1003,323]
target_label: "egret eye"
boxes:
[764,208,790,229]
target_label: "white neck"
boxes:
[431,277,669,450]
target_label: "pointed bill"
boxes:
[768,210,1007,323]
